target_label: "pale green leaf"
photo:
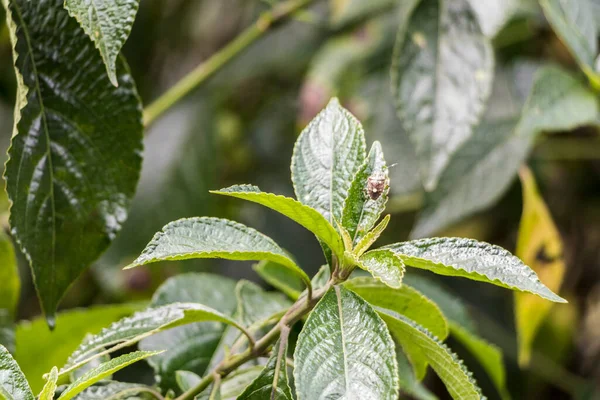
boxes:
[404,275,509,400]
[413,66,599,237]
[395,346,437,400]
[3,0,143,323]
[515,167,565,367]
[540,0,599,83]
[176,370,201,392]
[291,98,367,225]
[254,260,305,300]
[0,231,18,317]
[380,311,482,400]
[345,277,448,380]
[127,217,309,287]
[385,237,566,302]
[211,185,343,261]
[294,286,399,400]
[468,0,519,37]
[356,249,405,289]
[237,338,293,400]
[220,367,263,398]
[353,214,390,257]
[236,280,292,328]
[38,367,58,400]
[16,303,141,393]
[392,0,494,190]
[329,0,395,27]
[0,345,34,400]
[69,381,159,400]
[0,311,15,355]
[139,273,237,391]
[58,351,160,400]
[63,302,250,379]
[64,0,140,86]
[341,141,389,245]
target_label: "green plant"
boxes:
[1,99,564,399]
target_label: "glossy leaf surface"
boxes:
[356,249,405,289]
[0,345,34,400]
[64,0,140,86]
[294,286,399,400]
[386,237,566,302]
[3,0,143,323]
[38,367,58,400]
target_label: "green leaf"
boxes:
[139,273,238,392]
[353,214,390,257]
[237,338,293,400]
[392,0,494,190]
[58,351,160,400]
[176,370,201,392]
[63,302,250,379]
[404,275,509,400]
[236,280,292,328]
[385,237,566,302]
[411,118,530,238]
[395,346,437,400]
[329,0,395,27]
[15,303,141,393]
[211,185,344,261]
[468,0,520,37]
[254,260,305,300]
[127,217,309,287]
[220,367,263,398]
[3,0,143,324]
[344,277,448,340]
[291,98,367,225]
[67,381,159,400]
[0,345,34,400]
[341,141,389,244]
[540,0,599,84]
[515,167,565,367]
[0,231,19,316]
[356,249,405,289]
[0,311,15,355]
[345,277,448,380]
[413,66,599,237]
[64,0,140,86]
[38,367,58,400]
[294,286,399,400]
[195,382,221,400]
[379,311,482,400]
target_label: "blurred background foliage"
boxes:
[1,0,600,398]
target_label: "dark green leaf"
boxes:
[237,338,293,400]
[392,0,494,190]
[127,218,308,287]
[211,185,344,262]
[64,0,140,86]
[380,311,482,399]
[0,311,15,354]
[58,351,160,400]
[3,0,143,324]
[341,141,388,244]
[16,303,141,393]
[291,98,366,225]
[253,260,305,300]
[540,0,599,84]
[139,273,237,392]
[0,344,34,400]
[294,286,399,400]
[236,280,292,328]
[356,249,405,289]
[386,237,566,302]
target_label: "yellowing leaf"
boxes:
[515,166,566,366]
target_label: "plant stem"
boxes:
[142,0,316,127]
[175,282,331,400]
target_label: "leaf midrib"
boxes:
[10,0,57,291]
[334,286,350,396]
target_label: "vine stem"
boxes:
[174,282,333,400]
[142,0,317,127]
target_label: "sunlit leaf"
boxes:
[294,286,399,400]
[386,237,566,302]
[0,230,19,316]
[291,98,366,225]
[38,367,58,400]
[356,249,405,289]
[392,0,494,190]
[0,345,34,400]
[515,167,566,367]
[3,0,143,324]
[67,381,159,400]
[254,260,305,300]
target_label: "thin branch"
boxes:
[142,0,317,128]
